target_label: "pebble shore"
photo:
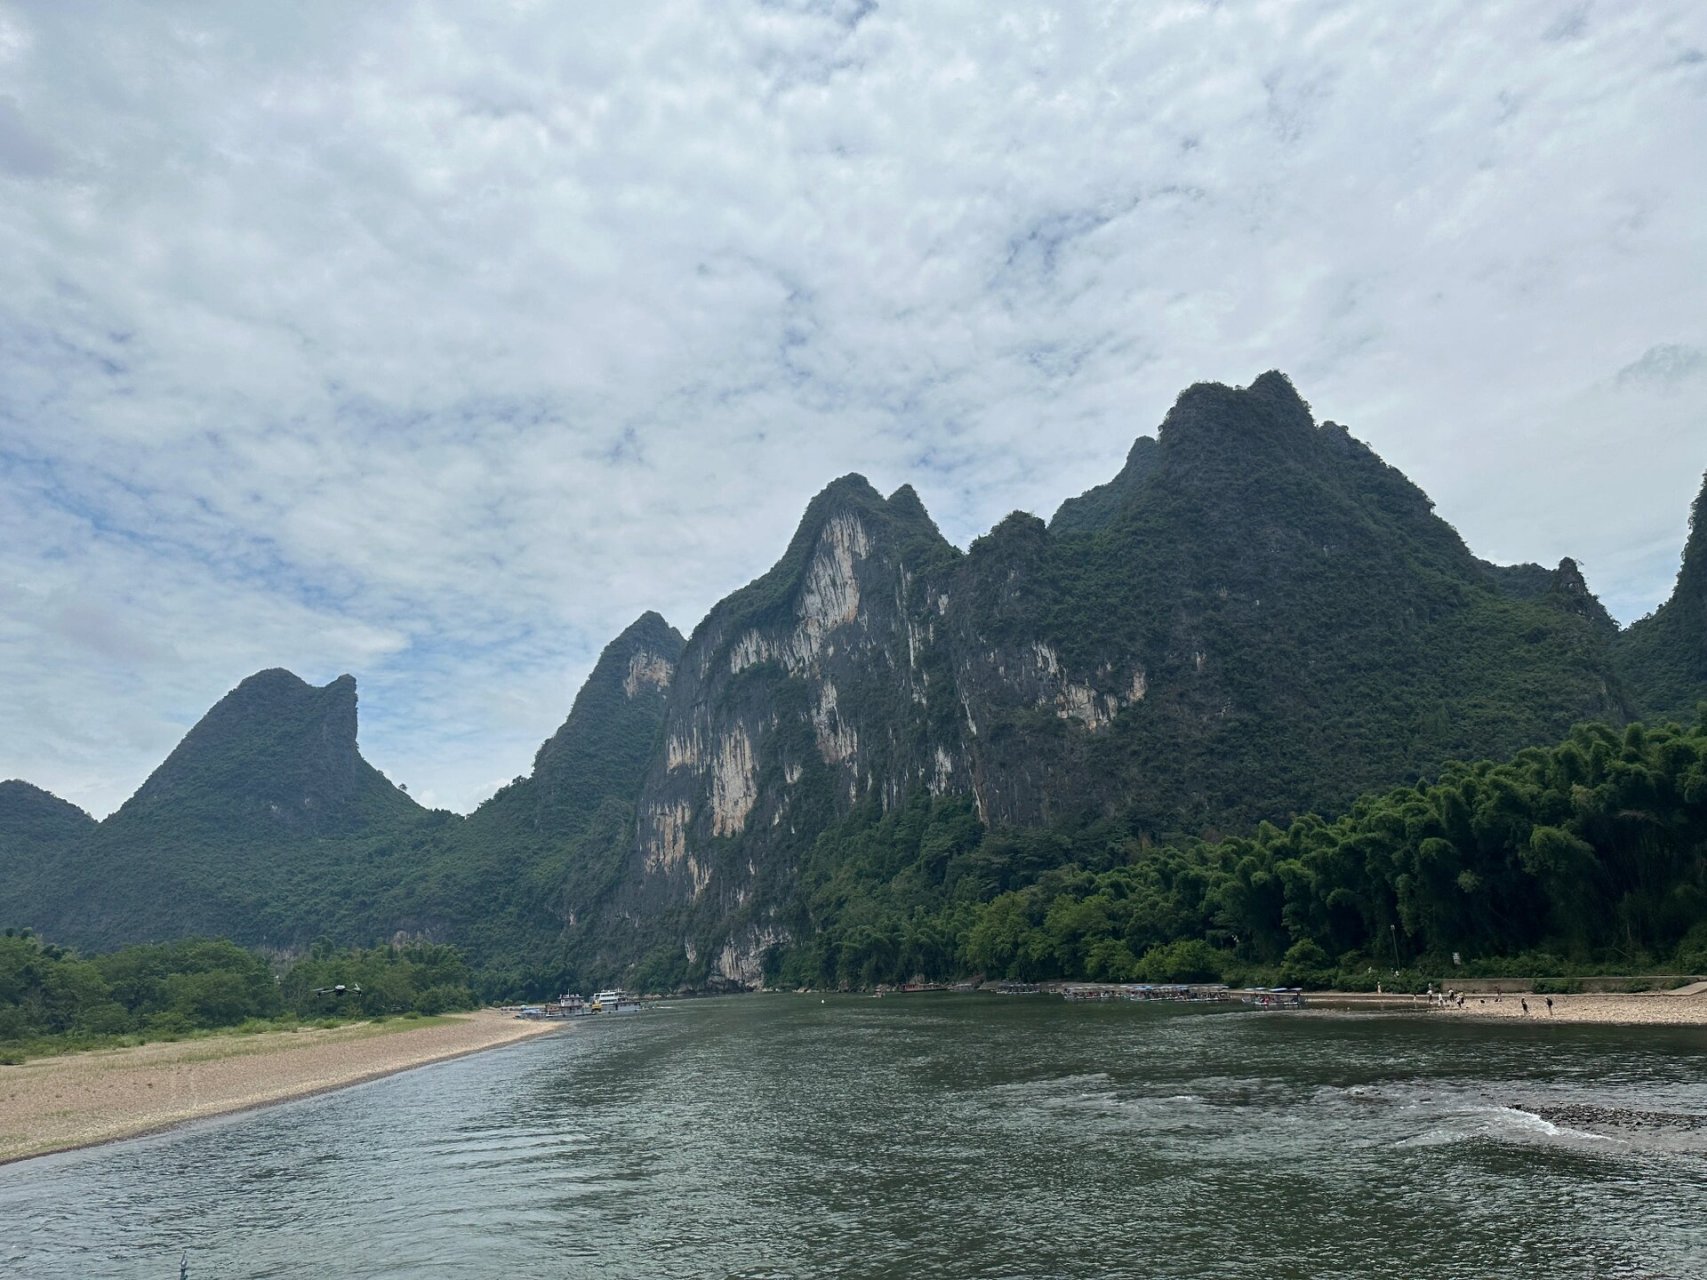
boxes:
[0,1009,564,1165]
[1431,988,1707,1026]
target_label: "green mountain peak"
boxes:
[113,668,415,837]
[1618,471,1707,719]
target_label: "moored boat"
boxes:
[591,988,642,1013]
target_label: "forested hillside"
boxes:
[604,373,1639,985]
[762,715,1707,991]
[1619,474,1707,721]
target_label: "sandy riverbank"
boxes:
[0,1009,565,1165]
[1426,987,1707,1026]
[1305,984,1707,1026]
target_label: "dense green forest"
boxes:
[747,712,1707,992]
[0,933,476,1060]
[5,712,1706,1019]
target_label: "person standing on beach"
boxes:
[1546,997,1554,1016]
[1521,999,1530,1015]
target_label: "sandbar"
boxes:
[0,1009,564,1165]
[1428,988,1707,1027]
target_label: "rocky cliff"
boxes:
[604,372,1632,986]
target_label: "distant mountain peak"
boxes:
[720,472,956,638]
[809,473,884,517]
[113,668,415,835]
[0,779,95,831]
[479,614,689,839]
[1247,368,1311,415]
[606,612,686,699]
[1547,557,1617,633]
[1050,436,1160,536]
[1161,372,1318,462]
[885,483,930,521]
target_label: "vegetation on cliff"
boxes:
[764,713,1707,990]
[1619,473,1707,722]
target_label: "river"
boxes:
[4,996,1704,1278]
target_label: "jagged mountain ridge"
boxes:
[2,372,1702,995]
[596,372,1640,984]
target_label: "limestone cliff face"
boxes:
[628,477,958,943]
[611,372,1635,987]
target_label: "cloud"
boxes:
[1,0,1704,815]
[1616,343,1705,389]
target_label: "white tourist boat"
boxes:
[591,988,642,1013]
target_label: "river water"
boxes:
[4,997,1704,1278]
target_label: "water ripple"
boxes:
[2,999,1704,1278]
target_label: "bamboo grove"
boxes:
[763,713,1707,990]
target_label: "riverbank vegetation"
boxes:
[759,715,1707,992]
[0,934,476,1062]
[7,715,1704,1009]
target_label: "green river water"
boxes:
[3,996,1704,1278]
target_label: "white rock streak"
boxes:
[811,680,858,764]
[642,800,691,872]
[730,514,871,677]
[623,650,674,698]
[1028,641,1146,730]
[710,724,759,836]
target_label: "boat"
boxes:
[1238,987,1307,1010]
[591,988,642,1013]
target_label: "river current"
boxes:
[4,996,1704,1278]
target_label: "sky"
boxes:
[2,1,1704,818]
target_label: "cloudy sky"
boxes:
[2,1,1704,818]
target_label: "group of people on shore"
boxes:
[1426,984,1556,1015]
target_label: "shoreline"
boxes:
[0,1009,565,1167]
[1308,988,1707,1026]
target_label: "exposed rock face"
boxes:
[623,650,675,698]
[605,372,1637,984]
[627,476,956,954]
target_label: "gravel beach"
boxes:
[0,1009,564,1164]
[1431,986,1707,1026]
